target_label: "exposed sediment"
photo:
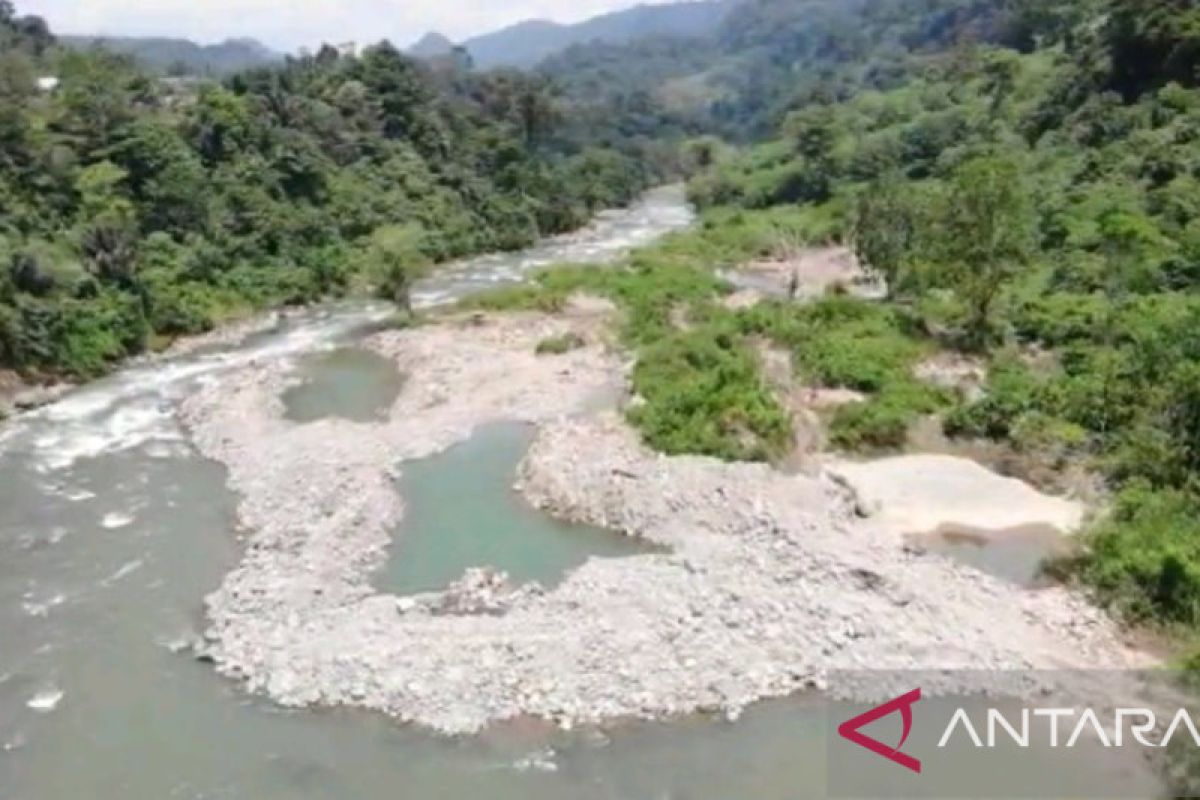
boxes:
[827,454,1086,535]
[180,305,1152,735]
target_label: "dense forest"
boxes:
[0,0,652,377]
[541,0,1045,140]
[60,35,280,76]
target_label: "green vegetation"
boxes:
[0,2,651,378]
[633,0,1200,640]
[11,0,1200,647]
[469,217,791,461]
[469,0,1200,645]
[736,293,948,451]
[61,35,280,76]
[535,331,585,355]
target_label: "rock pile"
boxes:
[179,310,1153,735]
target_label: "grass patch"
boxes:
[536,332,586,355]
[458,284,569,314]
[739,294,947,452]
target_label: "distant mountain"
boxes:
[453,1,738,69]
[409,31,456,59]
[62,35,280,75]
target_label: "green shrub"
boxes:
[629,329,792,462]
[799,329,919,392]
[945,357,1044,439]
[536,332,586,355]
[830,380,947,451]
[1074,485,1200,626]
[1010,292,1106,345]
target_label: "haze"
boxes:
[17,0,684,51]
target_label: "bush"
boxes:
[945,357,1044,439]
[1074,485,1200,626]
[629,329,792,462]
[830,380,947,451]
[799,328,919,392]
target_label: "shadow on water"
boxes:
[379,423,660,595]
[281,348,405,424]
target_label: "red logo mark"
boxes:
[837,688,922,774]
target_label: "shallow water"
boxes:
[908,523,1071,589]
[381,423,657,595]
[282,348,405,423]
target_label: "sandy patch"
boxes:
[722,246,884,302]
[827,454,1085,535]
[914,353,987,400]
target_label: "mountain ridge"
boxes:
[410,1,737,69]
[62,34,280,74]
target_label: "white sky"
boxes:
[17,0,679,52]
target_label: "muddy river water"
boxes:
[0,187,1168,799]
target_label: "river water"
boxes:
[0,186,1167,799]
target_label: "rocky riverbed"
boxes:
[178,300,1153,735]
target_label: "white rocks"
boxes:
[100,511,136,530]
[394,597,419,614]
[179,310,1150,737]
[26,688,64,713]
[432,568,535,616]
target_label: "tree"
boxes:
[10,251,54,296]
[51,50,141,158]
[982,51,1020,123]
[783,105,841,203]
[75,161,139,286]
[1106,0,1200,98]
[852,172,919,297]
[110,118,207,234]
[1166,361,1200,478]
[81,225,138,287]
[368,224,430,313]
[188,87,256,165]
[0,50,34,172]
[936,156,1034,347]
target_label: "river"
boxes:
[0,186,1168,799]
[0,188,838,800]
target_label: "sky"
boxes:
[17,0,679,52]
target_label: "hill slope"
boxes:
[460,1,736,69]
[62,35,280,74]
[408,31,455,59]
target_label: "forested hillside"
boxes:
[543,0,1056,139]
[61,35,280,76]
[479,0,1200,649]
[450,0,735,69]
[681,0,1200,637]
[0,1,650,378]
